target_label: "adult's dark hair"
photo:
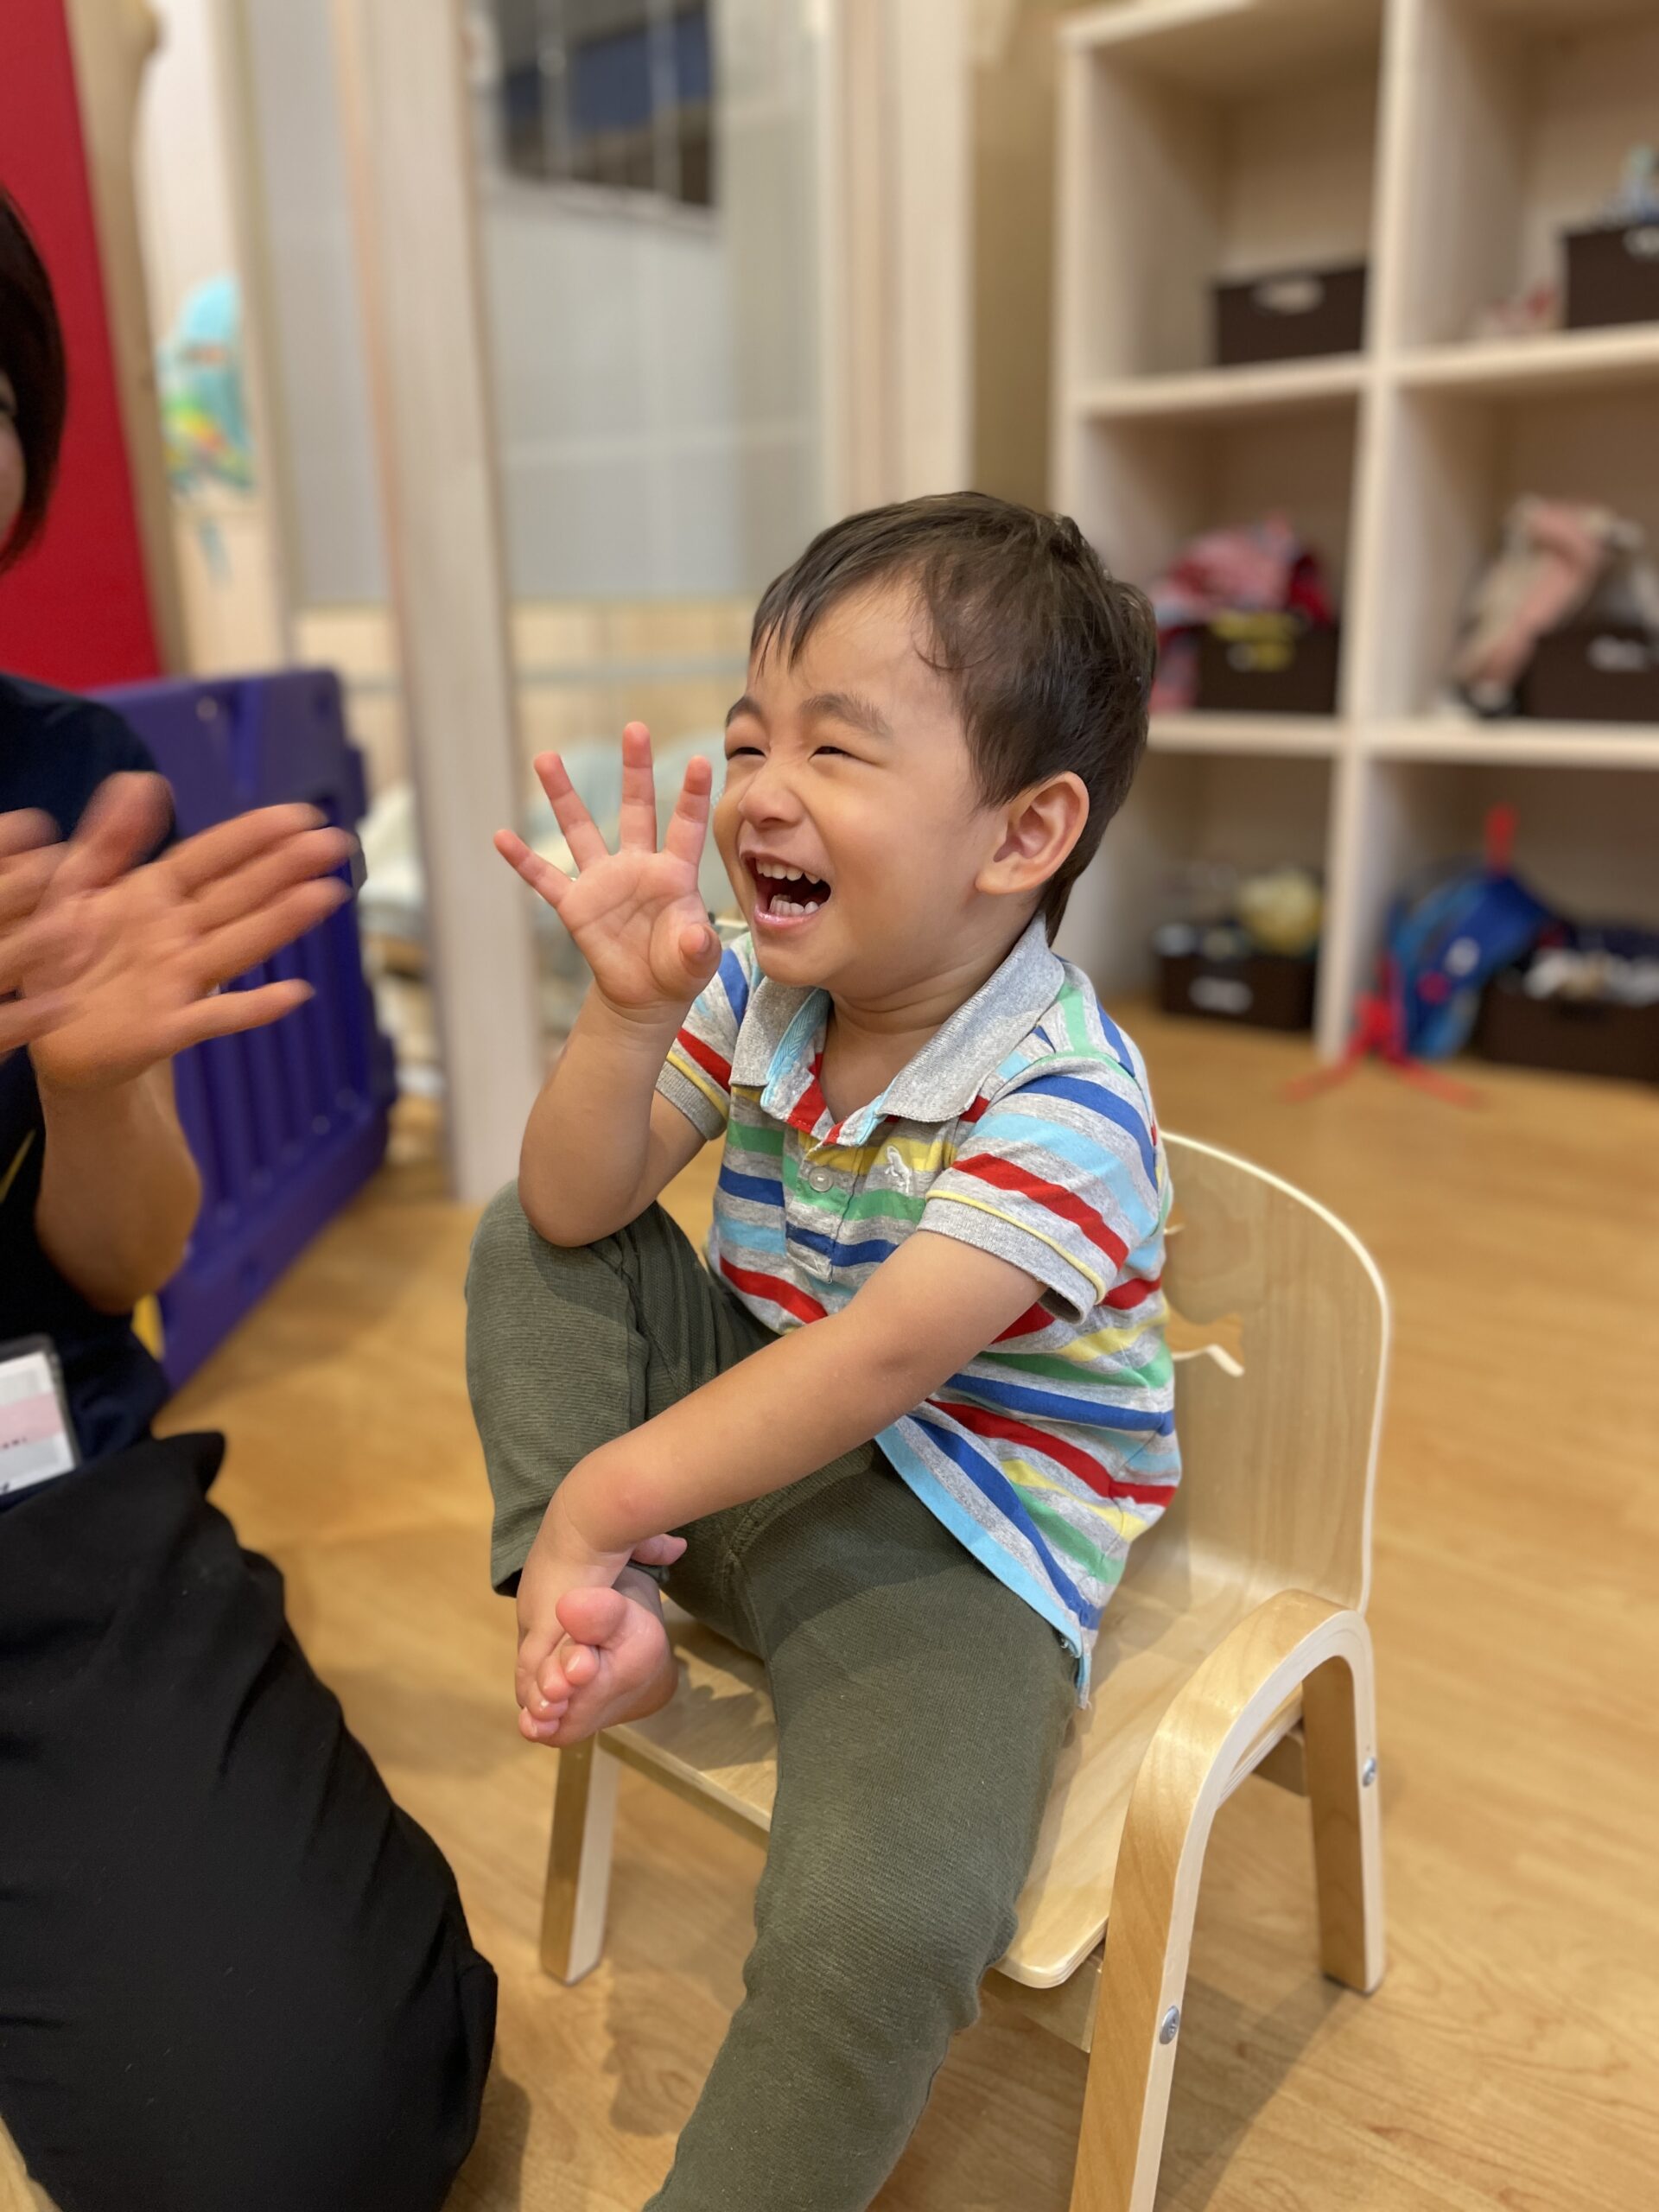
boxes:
[751,491,1156,938]
[0,188,68,574]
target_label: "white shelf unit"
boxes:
[1052,0,1659,1058]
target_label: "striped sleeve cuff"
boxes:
[656,1052,729,1141]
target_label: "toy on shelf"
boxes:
[1448,498,1659,722]
[1149,516,1338,716]
[1154,862,1322,1033]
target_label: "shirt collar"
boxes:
[730,916,1065,1137]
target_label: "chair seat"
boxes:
[601,1576,1304,1996]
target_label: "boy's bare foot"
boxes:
[519,1568,680,1747]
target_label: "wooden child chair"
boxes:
[539,1134,1389,2212]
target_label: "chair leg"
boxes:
[1069,1856,1202,2212]
[1302,1629,1387,1994]
[1066,1592,1376,2212]
[539,1738,620,1983]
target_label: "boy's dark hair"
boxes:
[752,491,1155,938]
[0,188,68,575]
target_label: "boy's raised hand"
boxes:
[494,723,721,1021]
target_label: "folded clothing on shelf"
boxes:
[1149,515,1336,713]
[1450,497,1659,718]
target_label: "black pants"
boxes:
[0,1433,496,2212]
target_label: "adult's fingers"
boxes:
[159,801,327,896]
[162,976,315,1053]
[495,827,571,912]
[0,810,57,861]
[186,824,354,935]
[616,721,658,855]
[44,773,172,905]
[0,992,67,1058]
[0,842,63,932]
[532,753,610,873]
[194,875,349,988]
[661,754,713,869]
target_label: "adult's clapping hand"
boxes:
[2,773,356,1088]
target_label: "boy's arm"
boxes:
[518,992,706,1247]
[540,1230,1039,1560]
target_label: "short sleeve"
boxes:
[654,938,753,1141]
[919,1059,1164,1322]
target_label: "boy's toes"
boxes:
[546,1639,600,1693]
[556,1586,631,1649]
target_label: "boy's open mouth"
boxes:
[749,858,833,923]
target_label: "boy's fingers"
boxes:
[617,721,658,855]
[495,829,570,912]
[533,753,609,872]
[676,922,721,989]
[662,755,713,868]
[629,1532,687,1567]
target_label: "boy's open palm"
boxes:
[494,723,720,1019]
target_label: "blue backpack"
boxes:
[1384,807,1556,1060]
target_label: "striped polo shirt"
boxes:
[656,916,1179,1694]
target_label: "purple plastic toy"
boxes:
[97,669,395,1389]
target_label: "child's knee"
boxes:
[467,1179,532,1292]
[759,1850,1014,2038]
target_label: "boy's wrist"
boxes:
[586,986,693,1054]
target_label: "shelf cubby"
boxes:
[1387,0,1659,354]
[1058,747,1334,1008]
[1058,0,1383,385]
[1366,381,1659,722]
[1056,0,1659,1060]
[1071,399,1359,617]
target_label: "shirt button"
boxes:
[806,1166,834,1193]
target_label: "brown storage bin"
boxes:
[1473,974,1659,1084]
[1156,952,1316,1033]
[1563,222,1659,332]
[1194,619,1339,715]
[1517,623,1659,724]
[1212,262,1367,365]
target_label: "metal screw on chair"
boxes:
[1158,2005,1180,2044]
[1361,1756,1378,1787]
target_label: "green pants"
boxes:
[465,1191,1075,2212]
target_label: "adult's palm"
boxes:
[494,723,719,1020]
[22,775,353,1092]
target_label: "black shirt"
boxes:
[0,674,175,1461]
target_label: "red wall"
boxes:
[0,0,163,688]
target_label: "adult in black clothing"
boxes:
[0,190,496,2210]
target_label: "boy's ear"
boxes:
[976,772,1090,901]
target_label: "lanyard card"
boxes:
[0,1335,80,1497]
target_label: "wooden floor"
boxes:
[163,1010,1659,2212]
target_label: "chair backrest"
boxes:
[1130,1134,1389,1618]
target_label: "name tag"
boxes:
[0,1336,80,1497]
